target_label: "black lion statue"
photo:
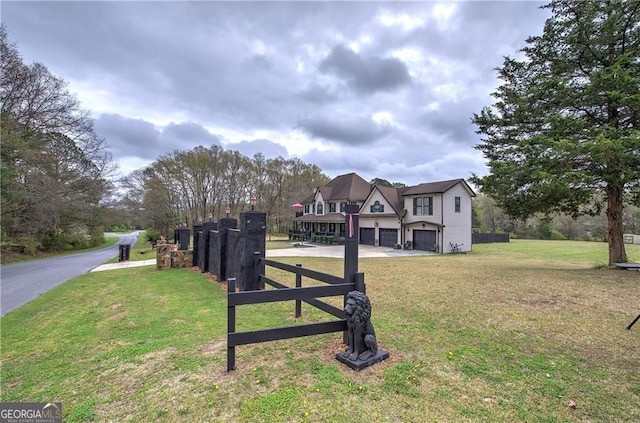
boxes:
[341,291,379,362]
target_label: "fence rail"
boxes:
[472,232,510,244]
[226,204,363,371]
[262,258,345,285]
[226,276,353,371]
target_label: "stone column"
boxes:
[156,244,173,270]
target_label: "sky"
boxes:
[2,0,551,186]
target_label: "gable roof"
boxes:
[401,178,475,197]
[316,172,371,202]
[300,174,475,209]
[370,184,407,215]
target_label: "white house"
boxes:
[293,173,476,253]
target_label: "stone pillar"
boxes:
[156,244,173,270]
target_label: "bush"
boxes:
[41,230,66,251]
[89,227,105,247]
[145,228,162,244]
[5,235,41,255]
[110,223,129,232]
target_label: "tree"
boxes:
[370,178,393,187]
[472,0,640,265]
[1,26,114,251]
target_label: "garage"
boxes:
[379,228,398,248]
[360,228,375,245]
[413,230,437,251]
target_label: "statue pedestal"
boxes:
[336,349,390,371]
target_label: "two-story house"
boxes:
[293,172,475,253]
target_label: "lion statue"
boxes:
[341,291,379,362]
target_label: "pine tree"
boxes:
[473,0,640,265]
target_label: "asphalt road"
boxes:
[0,232,140,317]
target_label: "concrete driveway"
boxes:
[89,242,436,273]
[266,243,435,258]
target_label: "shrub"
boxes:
[145,228,162,244]
[7,235,41,255]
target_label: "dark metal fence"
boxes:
[226,204,363,371]
[226,266,365,371]
[472,232,510,244]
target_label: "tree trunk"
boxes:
[605,183,627,266]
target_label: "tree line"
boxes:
[1,26,115,255]
[473,193,640,241]
[118,147,328,241]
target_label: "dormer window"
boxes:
[317,202,323,215]
[370,200,384,213]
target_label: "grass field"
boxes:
[1,240,639,422]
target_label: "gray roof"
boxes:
[401,178,475,196]
[308,172,371,203]
[299,175,475,214]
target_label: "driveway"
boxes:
[266,243,435,258]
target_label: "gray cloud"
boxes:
[94,114,160,160]
[94,114,221,164]
[228,139,289,160]
[2,1,551,186]
[319,45,411,94]
[161,122,221,148]
[297,113,391,146]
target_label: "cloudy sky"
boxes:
[2,0,550,186]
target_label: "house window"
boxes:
[370,200,384,213]
[329,202,336,213]
[312,203,315,213]
[455,196,461,213]
[304,204,310,214]
[340,202,347,212]
[413,197,433,216]
[317,202,323,214]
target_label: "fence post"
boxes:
[344,204,359,285]
[218,217,238,281]
[177,227,190,251]
[354,272,366,294]
[343,204,359,344]
[192,223,203,266]
[295,264,302,318]
[239,211,266,291]
[199,221,217,272]
[227,277,236,372]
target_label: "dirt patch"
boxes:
[106,311,128,321]
[201,340,226,354]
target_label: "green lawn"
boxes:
[1,240,639,422]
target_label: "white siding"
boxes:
[360,188,400,246]
[442,184,473,252]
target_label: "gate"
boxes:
[226,204,366,371]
